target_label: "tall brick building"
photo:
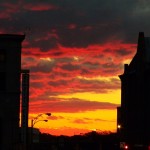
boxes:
[0,34,25,150]
[117,32,150,149]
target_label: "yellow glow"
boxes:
[29,109,117,135]
[73,56,79,61]
[123,58,131,64]
[77,75,119,81]
[30,73,121,136]
[40,57,53,61]
[56,90,120,104]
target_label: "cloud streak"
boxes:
[30,98,118,113]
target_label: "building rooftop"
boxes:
[0,34,25,41]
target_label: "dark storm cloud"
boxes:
[1,0,150,49]
[45,75,120,94]
[82,61,100,69]
[31,81,44,88]
[101,62,121,69]
[116,49,132,56]
[0,0,18,3]
[104,48,133,56]
[29,38,58,51]
[61,63,80,71]
[29,59,55,73]
[48,79,69,87]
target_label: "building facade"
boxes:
[117,32,150,149]
[0,34,25,150]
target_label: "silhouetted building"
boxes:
[0,34,25,150]
[117,32,150,149]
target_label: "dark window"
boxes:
[0,72,6,91]
[0,49,6,63]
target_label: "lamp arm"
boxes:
[32,113,51,127]
[32,119,48,127]
[32,113,44,125]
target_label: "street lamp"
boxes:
[117,124,121,129]
[31,113,51,143]
[31,113,51,128]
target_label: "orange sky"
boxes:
[0,0,148,136]
[23,43,136,136]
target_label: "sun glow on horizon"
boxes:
[54,89,120,104]
[29,109,117,136]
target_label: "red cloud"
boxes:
[29,99,118,114]
[72,119,90,124]
[0,12,11,19]
[24,3,59,11]
[0,2,20,19]
[0,2,59,20]
[68,24,77,29]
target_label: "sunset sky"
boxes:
[0,0,150,136]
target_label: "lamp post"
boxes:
[31,113,51,144]
[31,113,51,128]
